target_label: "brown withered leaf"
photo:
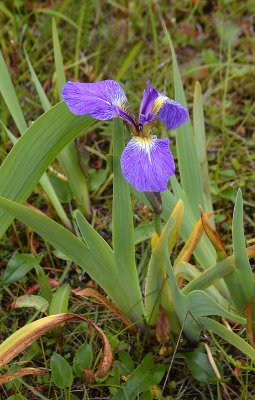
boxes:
[0,313,113,382]
[83,369,94,385]
[199,206,227,261]
[247,244,255,259]
[244,300,255,348]
[156,306,170,344]
[0,367,45,384]
[74,288,137,334]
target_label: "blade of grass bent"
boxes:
[76,210,115,266]
[184,291,245,324]
[0,197,119,299]
[0,102,93,238]
[112,119,144,322]
[52,18,90,213]
[0,50,71,228]
[199,317,255,361]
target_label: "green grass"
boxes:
[0,0,254,399]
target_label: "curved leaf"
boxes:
[0,102,93,238]
[199,317,255,361]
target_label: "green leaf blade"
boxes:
[50,352,73,389]
[1,253,37,287]
[199,317,255,361]
[0,102,92,238]
[166,31,205,218]
[49,284,70,315]
[0,51,27,134]
[232,190,254,303]
[112,119,144,322]
[52,18,90,212]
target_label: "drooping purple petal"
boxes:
[120,136,175,192]
[113,105,138,131]
[62,80,131,121]
[152,93,189,130]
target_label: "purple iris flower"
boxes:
[62,80,188,192]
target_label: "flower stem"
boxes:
[154,213,162,236]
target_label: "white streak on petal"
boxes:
[121,136,175,192]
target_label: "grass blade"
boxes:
[52,18,66,98]
[25,49,51,111]
[193,82,214,219]
[0,50,27,133]
[52,18,90,213]
[114,41,143,81]
[225,189,255,312]
[164,29,205,218]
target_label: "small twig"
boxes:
[221,317,232,331]
[203,343,231,400]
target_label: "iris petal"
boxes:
[120,136,175,192]
[62,80,131,120]
[139,81,158,120]
[152,93,189,130]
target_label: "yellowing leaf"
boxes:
[200,206,227,261]
[174,211,213,269]
[151,232,159,251]
[163,199,183,255]
[0,313,113,380]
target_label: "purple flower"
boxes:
[62,80,188,192]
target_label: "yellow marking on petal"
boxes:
[152,95,167,115]
[132,135,156,163]
[134,135,155,144]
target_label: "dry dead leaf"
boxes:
[75,288,137,334]
[156,306,170,344]
[0,313,113,383]
[0,367,45,384]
